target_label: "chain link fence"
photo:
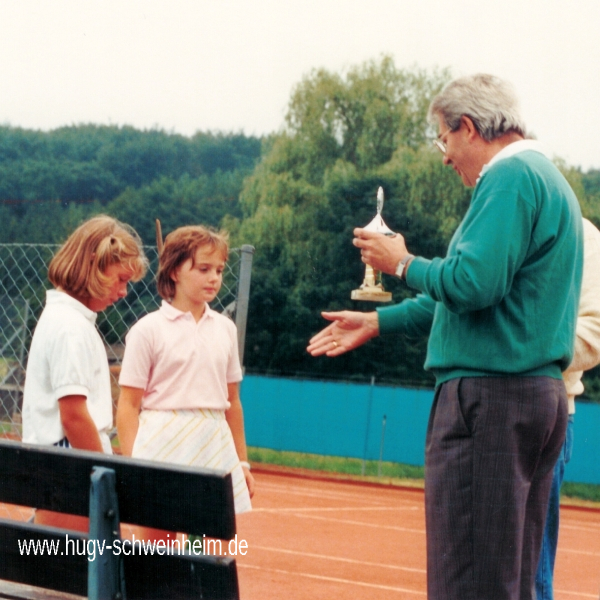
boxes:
[0,243,254,440]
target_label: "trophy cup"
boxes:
[351,186,394,302]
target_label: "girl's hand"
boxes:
[243,467,256,498]
[116,386,144,456]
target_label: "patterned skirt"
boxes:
[131,408,252,514]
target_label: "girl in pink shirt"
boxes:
[117,225,254,542]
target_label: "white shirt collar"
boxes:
[46,289,97,323]
[478,139,550,182]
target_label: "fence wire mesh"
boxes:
[0,243,253,440]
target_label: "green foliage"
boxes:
[561,481,600,503]
[579,168,600,227]
[247,446,425,480]
[237,58,458,385]
[0,125,262,243]
[581,366,600,404]
[0,125,262,200]
[285,56,449,176]
[106,170,248,244]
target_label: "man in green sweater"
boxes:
[308,74,583,600]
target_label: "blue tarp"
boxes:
[241,374,600,485]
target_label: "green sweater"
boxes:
[377,150,583,386]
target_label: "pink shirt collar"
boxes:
[159,299,215,322]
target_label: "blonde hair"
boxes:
[157,225,229,300]
[48,215,148,299]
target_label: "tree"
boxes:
[235,57,455,385]
[106,170,249,245]
[0,125,262,243]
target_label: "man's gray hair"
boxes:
[428,74,527,141]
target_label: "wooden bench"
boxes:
[0,439,240,599]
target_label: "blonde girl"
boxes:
[22,215,147,530]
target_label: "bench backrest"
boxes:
[0,439,239,599]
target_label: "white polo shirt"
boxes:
[22,290,113,450]
[119,301,242,410]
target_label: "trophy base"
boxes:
[351,287,392,302]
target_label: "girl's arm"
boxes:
[225,382,255,498]
[116,386,145,457]
[58,395,104,452]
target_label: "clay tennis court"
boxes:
[235,467,600,600]
[1,466,599,599]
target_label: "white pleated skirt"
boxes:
[131,408,252,514]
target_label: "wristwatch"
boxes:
[395,254,415,280]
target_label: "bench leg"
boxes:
[88,466,126,600]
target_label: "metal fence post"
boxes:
[378,414,387,478]
[235,245,255,367]
[361,375,375,476]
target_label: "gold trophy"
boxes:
[351,186,394,302]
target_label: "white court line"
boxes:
[559,547,600,557]
[553,589,599,599]
[257,481,423,507]
[252,505,417,513]
[249,544,426,574]
[239,554,597,600]
[257,479,421,497]
[238,563,427,596]
[276,511,425,534]
[241,550,598,599]
[562,522,600,533]
[257,481,409,503]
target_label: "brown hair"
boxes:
[48,215,148,299]
[157,225,229,300]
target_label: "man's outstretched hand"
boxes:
[307,311,380,357]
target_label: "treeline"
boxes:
[2,56,600,397]
[0,125,262,244]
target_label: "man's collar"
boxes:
[478,140,550,182]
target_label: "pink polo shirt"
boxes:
[119,301,242,410]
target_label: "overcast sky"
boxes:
[1,0,599,170]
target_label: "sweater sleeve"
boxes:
[405,164,535,314]
[377,293,436,337]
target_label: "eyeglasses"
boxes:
[433,128,453,154]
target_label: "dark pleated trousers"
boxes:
[425,376,568,600]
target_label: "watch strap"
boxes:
[396,254,415,279]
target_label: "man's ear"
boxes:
[461,115,479,142]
